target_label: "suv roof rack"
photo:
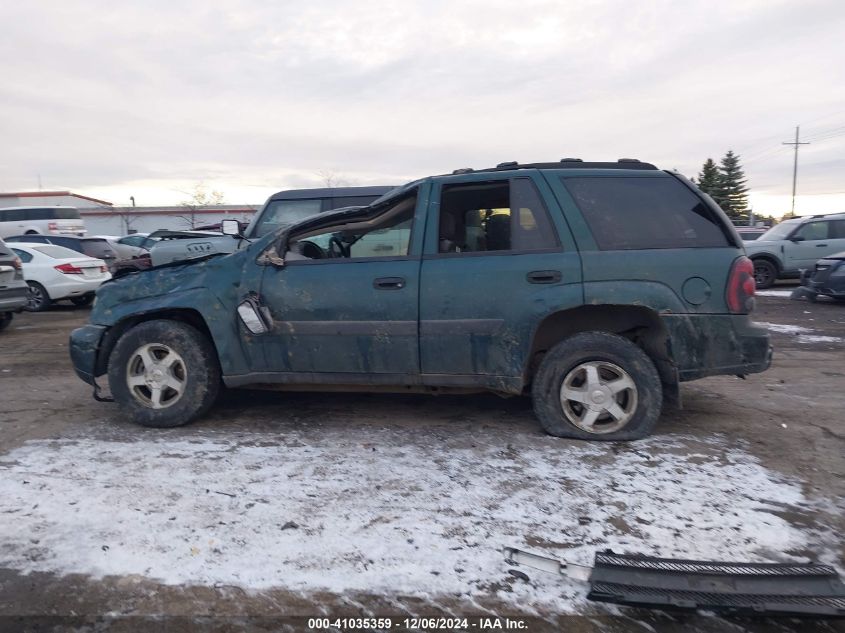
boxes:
[458,160,658,174]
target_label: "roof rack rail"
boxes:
[445,160,658,176]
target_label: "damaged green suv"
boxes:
[70,160,771,440]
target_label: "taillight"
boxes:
[55,263,84,275]
[12,257,21,270]
[100,265,107,273]
[48,222,58,232]
[726,256,756,313]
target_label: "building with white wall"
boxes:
[0,190,259,235]
[81,205,259,235]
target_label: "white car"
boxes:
[9,243,112,311]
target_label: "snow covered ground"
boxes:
[0,431,839,614]
[755,321,844,344]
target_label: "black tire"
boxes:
[532,331,663,441]
[753,259,778,289]
[0,312,12,332]
[25,282,52,312]
[70,294,95,307]
[107,319,221,428]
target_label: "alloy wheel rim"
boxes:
[559,361,638,434]
[27,286,44,310]
[126,343,187,409]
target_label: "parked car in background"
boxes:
[70,159,770,440]
[4,235,119,273]
[735,226,769,241]
[94,233,154,259]
[0,206,86,238]
[91,234,159,277]
[792,250,845,302]
[744,213,845,288]
[145,186,396,266]
[0,237,29,331]
[10,243,111,311]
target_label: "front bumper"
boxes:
[663,314,772,381]
[799,268,845,298]
[69,324,109,385]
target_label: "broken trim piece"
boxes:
[503,547,845,618]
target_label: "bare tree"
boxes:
[176,183,225,229]
[316,169,355,189]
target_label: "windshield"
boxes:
[251,199,323,237]
[758,221,798,241]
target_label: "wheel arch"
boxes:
[524,304,679,404]
[94,308,217,377]
[749,253,782,273]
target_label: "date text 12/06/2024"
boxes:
[308,616,529,630]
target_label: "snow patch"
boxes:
[755,290,793,297]
[0,434,832,612]
[756,322,844,344]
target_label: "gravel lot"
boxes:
[0,285,843,632]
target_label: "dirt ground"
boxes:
[0,284,843,633]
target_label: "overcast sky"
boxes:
[2,0,844,215]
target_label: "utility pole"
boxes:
[782,126,810,216]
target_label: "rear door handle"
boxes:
[527,270,562,284]
[373,276,405,289]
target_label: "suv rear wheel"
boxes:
[108,319,221,428]
[0,312,12,332]
[532,332,662,441]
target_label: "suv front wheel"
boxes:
[532,332,662,441]
[108,319,221,428]
[753,259,778,289]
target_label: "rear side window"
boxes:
[52,208,81,220]
[563,177,732,250]
[12,248,33,263]
[82,240,115,258]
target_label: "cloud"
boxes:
[1,0,844,211]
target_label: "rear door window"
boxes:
[437,178,559,253]
[562,176,733,250]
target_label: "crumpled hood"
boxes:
[91,250,249,321]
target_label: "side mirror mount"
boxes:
[789,235,805,242]
[221,219,241,237]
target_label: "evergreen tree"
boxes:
[696,158,721,198]
[718,150,749,222]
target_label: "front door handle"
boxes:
[527,270,562,284]
[816,243,828,247]
[373,276,406,290]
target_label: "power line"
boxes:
[782,126,810,216]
